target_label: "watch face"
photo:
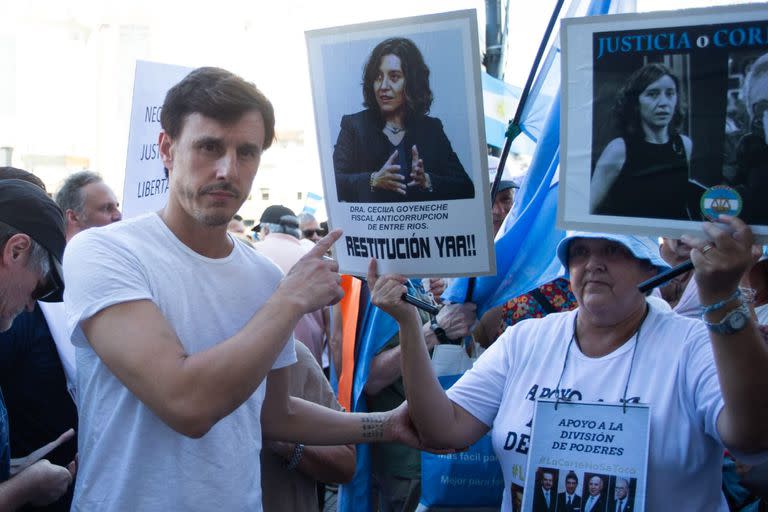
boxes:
[728,309,748,330]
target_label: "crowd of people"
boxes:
[0,63,766,512]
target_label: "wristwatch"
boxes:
[703,303,751,335]
[430,317,451,344]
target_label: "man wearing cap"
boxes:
[0,168,81,512]
[255,204,328,367]
[491,179,517,235]
[254,205,354,510]
[0,179,75,510]
[61,67,417,512]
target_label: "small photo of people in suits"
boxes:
[581,473,609,512]
[606,475,636,512]
[530,466,560,512]
[557,470,583,512]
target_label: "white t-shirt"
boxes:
[63,213,296,512]
[446,301,734,511]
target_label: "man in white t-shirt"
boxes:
[63,67,417,512]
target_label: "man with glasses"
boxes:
[0,178,75,510]
[299,212,325,244]
[0,169,122,511]
[255,205,328,366]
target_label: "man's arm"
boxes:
[81,232,344,439]
[263,439,355,484]
[262,348,356,484]
[0,459,74,510]
[262,368,418,447]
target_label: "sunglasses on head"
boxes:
[302,229,325,238]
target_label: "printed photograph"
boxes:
[332,36,475,203]
[560,5,768,242]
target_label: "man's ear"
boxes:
[2,233,32,266]
[159,131,174,173]
[66,209,80,227]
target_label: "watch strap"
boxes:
[702,303,751,335]
[430,317,452,344]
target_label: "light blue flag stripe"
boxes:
[444,96,564,313]
[444,0,614,314]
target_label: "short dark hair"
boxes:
[362,38,433,125]
[55,171,102,215]
[614,63,686,139]
[0,167,46,191]
[565,471,578,483]
[161,67,275,150]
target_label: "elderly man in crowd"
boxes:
[255,204,328,366]
[55,171,121,241]
[0,178,76,510]
[298,212,324,247]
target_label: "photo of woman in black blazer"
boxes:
[333,37,475,203]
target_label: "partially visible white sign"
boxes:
[122,60,192,219]
[523,399,651,512]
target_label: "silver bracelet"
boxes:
[285,443,304,470]
[701,289,741,315]
[740,287,757,304]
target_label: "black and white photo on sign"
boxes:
[559,4,768,242]
[306,10,494,277]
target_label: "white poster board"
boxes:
[522,400,650,512]
[122,60,192,219]
[560,4,768,242]
[306,10,495,278]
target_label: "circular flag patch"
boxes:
[700,185,742,220]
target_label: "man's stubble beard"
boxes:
[183,187,243,228]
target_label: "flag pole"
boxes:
[467,0,566,303]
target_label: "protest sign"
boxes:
[559,4,768,242]
[522,399,650,512]
[122,60,192,219]
[306,10,495,277]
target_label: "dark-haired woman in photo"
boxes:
[591,63,697,220]
[333,37,475,203]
